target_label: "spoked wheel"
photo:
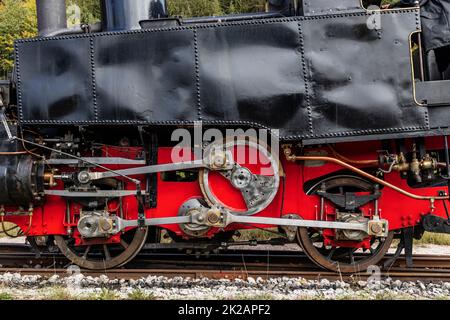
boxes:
[298,175,394,273]
[54,227,148,270]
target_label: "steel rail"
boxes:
[0,244,448,281]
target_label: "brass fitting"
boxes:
[44,171,58,187]
[367,220,388,237]
[388,152,438,178]
[206,208,222,226]
[282,144,296,162]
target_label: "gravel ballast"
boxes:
[0,273,448,300]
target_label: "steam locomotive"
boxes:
[1,0,450,272]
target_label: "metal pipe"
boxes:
[417,33,425,81]
[36,0,67,37]
[327,144,379,165]
[101,0,168,31]
[444,136,450,199]
[288,155,448,201]
[444,136,450,178]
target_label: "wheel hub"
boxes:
[230,167,252,189]
[77,210,114,238]
[178,198,211,237]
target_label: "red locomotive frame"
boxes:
[3,135,449,272]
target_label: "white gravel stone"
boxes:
[0,272,445,300]
[319,279,330,287]
[357,280,367,287]
[48,275,59,284]
[247,277,256,284]
[418,282,426,291]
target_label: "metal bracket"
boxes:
[317,189,381,211]
[403,227,414,268]
[280,214,301,241]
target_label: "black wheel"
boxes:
[54,227,148,270]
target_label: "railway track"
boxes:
[0,243,449,282]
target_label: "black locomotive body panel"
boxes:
[14,7,432,143]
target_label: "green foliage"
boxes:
[47,287,73,300]
[95,288,120,300]
[67,0,101,25]
[167,0,266,17]
[168,0,223,17]
[0,292,12,300]
[414,232,450,246]
[127,289,157,300]
[220,0,266,14]
[0,0,37,76]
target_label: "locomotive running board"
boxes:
[112,213,389,238]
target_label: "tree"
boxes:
[167,0,267,17]
[227,0,265,14]
[67,0,101,25]
[0,0,37,76]
[168,0,223,17]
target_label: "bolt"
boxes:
[77,171,90,184]
[370,223,382,234]
[207,211,220,224]
[99,219,111,232]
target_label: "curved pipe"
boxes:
[289,155,448,201]
[327,145,379,165]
